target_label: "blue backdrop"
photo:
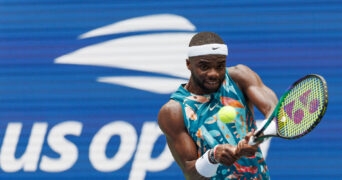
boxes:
[1,0,341,179]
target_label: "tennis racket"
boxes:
[249,74,328,145]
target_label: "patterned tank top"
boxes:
[171,68,270,180]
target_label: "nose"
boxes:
[207,68,219,79]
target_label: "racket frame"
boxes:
[253,74,328,142]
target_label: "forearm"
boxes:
[186,141,256,179]
[194,149,220,178]
[179,149,219,180]
[168,141,217,179]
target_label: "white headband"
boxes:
[188,43,228,57]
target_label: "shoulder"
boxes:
[228,64,255,79]
[228,64,260,88]
[159,99,182,115]
[158,99,185,134]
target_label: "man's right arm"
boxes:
[158,100,208,180]
[158,100,253,179]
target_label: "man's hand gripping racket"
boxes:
[249,74,328,145]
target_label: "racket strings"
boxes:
[277,77,326,138]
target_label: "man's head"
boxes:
[189,32,225,46]
[187,32,228,58]
[186,32,227,95]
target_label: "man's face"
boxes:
[187,55,226,94]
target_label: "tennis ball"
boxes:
[218,106,237,123]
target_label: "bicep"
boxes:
[157,101,199,175]
[246,84,278,117]
[230,65,278,117]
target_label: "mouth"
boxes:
[205,80,220,89]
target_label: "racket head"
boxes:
[275,74,328,139]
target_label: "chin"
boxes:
[204,85,220,94]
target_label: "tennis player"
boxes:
[158,32,278,179]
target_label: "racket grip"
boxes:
[255,118,277,137]
[263,120,277,136]
[248,135,257,145]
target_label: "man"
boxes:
[158,32,278,179]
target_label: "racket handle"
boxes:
[263,120,277,136]
[248,119,277,146]
[248,135,257,145]
[248,119,267,145]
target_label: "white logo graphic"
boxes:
[209,103,219,111]
[55,14,196,94]
[54,13,271,162]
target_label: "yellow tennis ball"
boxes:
[218,106,237,123]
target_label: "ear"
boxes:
[186,58,191,70]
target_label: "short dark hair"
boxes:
[189,32,225,46]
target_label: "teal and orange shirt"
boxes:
[171,68,270,180]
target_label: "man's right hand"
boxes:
[235,130,259,157]
[214,130,260,166]
[213,144,239,166]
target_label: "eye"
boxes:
[217,62,226,70]
[199,64,209,71]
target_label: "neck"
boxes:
[185,81,205,95]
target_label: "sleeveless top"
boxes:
[171,68,270,180]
